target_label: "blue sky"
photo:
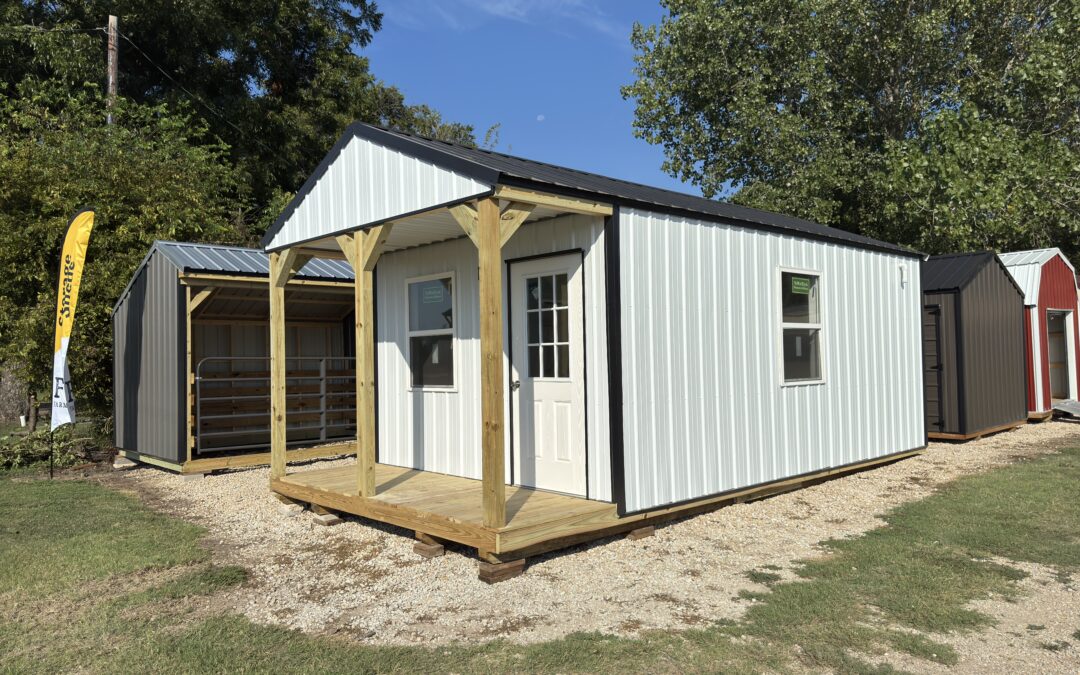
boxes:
[362,0,700,196]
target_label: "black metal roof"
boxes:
[922,251,1024,297]
[262,122,920,258]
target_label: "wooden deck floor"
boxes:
[272,462,620,556]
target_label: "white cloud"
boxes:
[386,0,628,41]
[536,114,546,122]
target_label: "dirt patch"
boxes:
[99,421,1080,650]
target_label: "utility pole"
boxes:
[106,15,118,124]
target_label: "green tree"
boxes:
[1,0,477,229]
[623,0,1080,256]
[0,83,246,421]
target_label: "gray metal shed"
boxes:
[112,241,357,473]
[922,252,1027,439]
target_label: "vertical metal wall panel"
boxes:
[265,135,491,251]
[958,264,1027,433]
[112,251,184,462]
[375,214,611,501]
[922,292,960,433]
[618,207,924,513]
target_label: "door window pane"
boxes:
[555,273,568,306]
[541,275,553,308]
[557,345,569,378]
[528,345,540,377]
[557,308,568,342]
[542,345,555,378]
[526,277,539,310]
[527,312,539,345]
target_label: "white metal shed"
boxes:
[260,123,926,576]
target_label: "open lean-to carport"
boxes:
[262,123,925,582]
[113,241,357,475]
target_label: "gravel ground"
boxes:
[107,420,1080,656]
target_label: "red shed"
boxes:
[1000,249,1080,417]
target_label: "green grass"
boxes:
[3,448,1080,673]
[745,569,783,585]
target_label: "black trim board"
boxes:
[604,207,627,515]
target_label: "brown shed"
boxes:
[922,252,1027,439]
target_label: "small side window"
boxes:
[780,271,822,383]
[407,276,454,387]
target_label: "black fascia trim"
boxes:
[604,205,627,515]
[496,176,922,259]
[618,444,928,518]
[263,190,495,253]
[261,123,502,249]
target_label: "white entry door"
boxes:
[510,253,586,496]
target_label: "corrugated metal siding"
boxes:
[155,241,353,280]
[266,135,491,251]
[1003,262,1042,304]
[1037,255,1080,410]
[375,214,611,501]
[923,292,960,433]
[618,207,924,513]
[113,251,185,462]
[958,262,1027,433]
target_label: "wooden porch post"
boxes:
[268,249,300,480]
[477,198,506,529]
[337,226,392,498]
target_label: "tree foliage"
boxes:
[1,0,478,227]
[0,1,479,419]
[0,85,246,414]
[624,0,1080,256]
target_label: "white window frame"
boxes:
[405,271,457,392]
[776,266,826,387]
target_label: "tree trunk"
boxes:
[27,391,38,433]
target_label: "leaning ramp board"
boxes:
[1052,400,1080,418]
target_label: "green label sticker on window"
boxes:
[423,285,444,303]
[791,276,812,295]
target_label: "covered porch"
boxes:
[272,457,618,559]
[262,124,619,576]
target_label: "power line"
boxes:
[116,30,301,170]
[0,25,105,34]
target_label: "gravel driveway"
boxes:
[107,420,1080,651]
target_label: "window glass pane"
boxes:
[528,345,540,377]
[410,335,454,386]
[409,278,453,331]
[540,275,554,308]
[542,345,555,378]
[527,312,539,345]
[781,272,819,323]
[540,309,553,344]
[526,277,539,310]
[555,273,568,307]
[783,328,821,381]
[557,345,569,378]
[557,308,568,343]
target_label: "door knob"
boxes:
[510,380,521,391]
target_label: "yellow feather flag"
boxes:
[50,210,95,431]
